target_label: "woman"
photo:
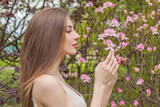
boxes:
[20,7,120,107]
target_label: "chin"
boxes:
[68,49,77,55]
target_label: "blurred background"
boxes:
[0,0,160,106]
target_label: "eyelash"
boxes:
[66,31,72,33]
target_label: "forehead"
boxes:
[65,17,73,26]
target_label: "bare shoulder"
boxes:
[33,74,60,90]
[32,74,72,107]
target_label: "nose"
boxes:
[74,31,80,40]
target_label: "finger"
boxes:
[107,52,114,68]
[112,63,119,75]
[111,61,117,75]
[105,74,112,84]
[103,51,112,65]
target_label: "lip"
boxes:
[72,43,78,48]
[72,43,78,46]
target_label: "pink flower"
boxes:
[124,10,127,14]
[130,11,134,15]
[116,55,127,65]
[142,16,145,19]
[136,78,144,85]
[72,72,78,77]
[151,70,155,75]
[105,39,116,52]
[153,46,156,51]
[155,65,159,71]
[120,41,129,49]
[137,26,143,31]
[120,100,125,106]
[158,64,160,69]
[98,33,105,40]
[151,11,156,15]
[103,40,106,45]
[135,67,140,72]
[143,24,148,28]
[136,43,144,51]
[154,0,160,3]
[147,47,152,52]
[117,87,122,93]
[132,14,138,21]
[126,15,134,22]
[143,19,147,23]
[109,18,120,27]
[62,72,71,78]
[116,32,128,40]
[135,33,139,37]
[80,74,91,83]
[139,13,143,15]
[150,26,159,35]
[86,27,91,31]
[146,89,151,96]
[95,7,104,13]
[103,1,115,9]
[76,57,87,64]
[134,100,138,106]
[145,0,150,3]
[84,34,88,38]
[86,1,93,7]
[148,3,153,6]
[104,28,116,37]
[79,57,85,62]
[111,101,117,107]
[126,77,130,82]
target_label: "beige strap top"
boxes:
[32,76,87,107]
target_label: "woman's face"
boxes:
[62,17,80,56]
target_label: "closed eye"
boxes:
[66,31,72,33]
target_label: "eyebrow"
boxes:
[65,25,73,28]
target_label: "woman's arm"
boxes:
[90,51,119,107]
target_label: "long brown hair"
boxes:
[19,7,70,107]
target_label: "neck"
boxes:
[45,53,65,78]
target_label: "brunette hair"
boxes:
[19,7,70,107]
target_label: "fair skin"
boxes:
[32,16,119,107]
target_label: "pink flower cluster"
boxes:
[103,1,115,10]
[120,41,129,49]
[120,100,125,106]
[76,57,87,64]
[147,46,156,52]
[105,39,116,52]
[109,18,120,28]
[72,72,78,77]
[86,1,93,7]
[116,32,128,40]
[84,34,88,38]
[86,27,91,31]
[150,26,159,35]
[145,0,153,7]
[134,100,138,106]
[104,28,116,37]
[126,77,130,82]
[117,87,122,93]
[135,67,140,73]
[95,7,104,13]
[111,101,117,107]
[116,55,127,65]
[136,43,144,51]
[80,74,91,83]
[146,89,151,96]
[136,78,144,85]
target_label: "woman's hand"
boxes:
[94,51,120,87]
